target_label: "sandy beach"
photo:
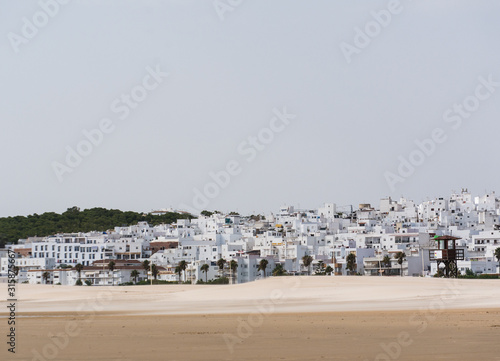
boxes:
[2,277,500,360]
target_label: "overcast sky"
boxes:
[1,0,499,217]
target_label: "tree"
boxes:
[217,258,226,278]
[230,260,238,283]
[178,260,188,282]
[258,259,268,278]
[346,253,356,275]
[382,255,391,275]
[272,263,286,276]
[108,261,116,286]
[495,247,500,277]
[175,266,182,283]
[42,271,50,284]
[200,263,210,283]
[302,255,313,275]
[325,266,333,275]
[151,264,159,280]
[201,210,214,217]
[75,263,83,281]
[130,269,139,284]
[316,260,325,275]
[394,252,406,277]
[13,266,19,276]
[142,260,151,282]
[142,260,150,273]
[0,208,193,245]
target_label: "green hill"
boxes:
[0,207,193,247]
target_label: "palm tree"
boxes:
[317,260,325,274]
[13,266,19,276]
[230,260,238,284]
[200,263,210,283]
[151,264,159,280]
[346,253,356,275]
[382,255,391,275]
[178,260,188,282]
[75,263,83,282]
[175,266,182,283]
[394,252,406,277]
[217,258,226,278]
[142,260,150,273]
[302,255,313,275]
[272,263,286,276]
[42,271,50,284]
[130,269,139,284]
[142,260,151,282]
[258,259,268,278]
[108,261,116,286]
[495,247,500,277]
[325,265,333,275]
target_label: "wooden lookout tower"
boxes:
[429,235,464,278]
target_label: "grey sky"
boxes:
[1,0,499,217]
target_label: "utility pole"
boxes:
[421,245,425,277]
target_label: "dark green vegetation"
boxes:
[456,268,499,279]
[0,206,193,247]
[434,267,499,279]
[196,277,230,284]
[119,280,192,285]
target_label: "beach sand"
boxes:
[2,277,499,360]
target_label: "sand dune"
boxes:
[4,276,500,316]
[2,277,500,361]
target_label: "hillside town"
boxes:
[2,189,500,286]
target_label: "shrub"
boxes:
[75,279,83,286]
[465,268,476,277]
[458,268,478,279]
[136,280,178,285]
[85,280,92,286]
[478,274,499,279]
[207,277,229,284]
[195,277,229,285]
[433,269,444,278]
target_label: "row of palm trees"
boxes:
[215,258,239,282]
[65,248,500,285]
[345,251,406,276]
